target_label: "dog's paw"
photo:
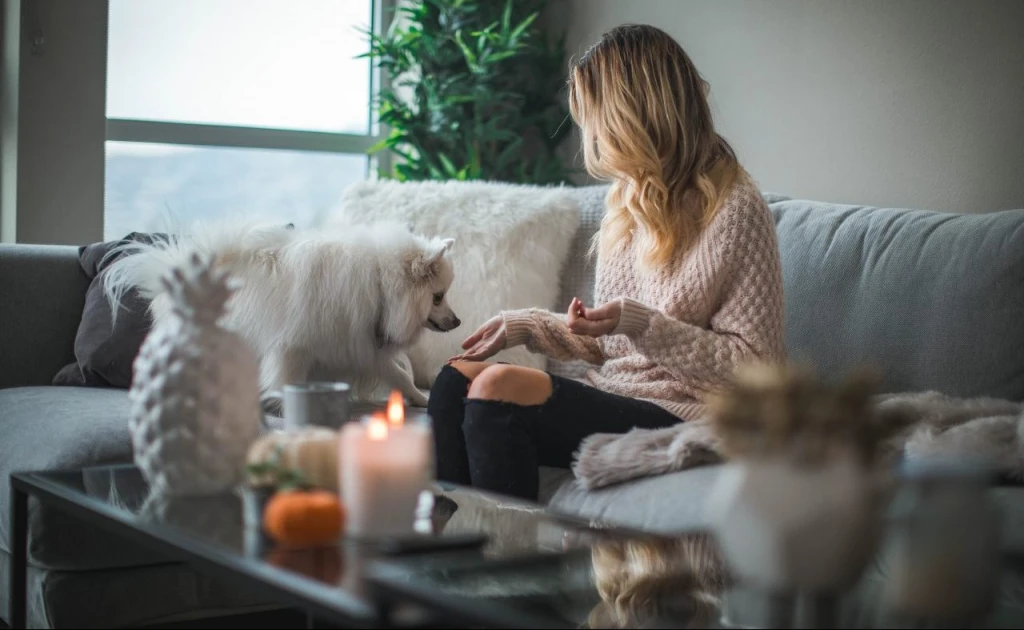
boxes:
[407,389,429,408]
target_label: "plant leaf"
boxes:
[437,152,459,178]
[510,12,539,42]
[365,0,573,188]
[501,0,513,36]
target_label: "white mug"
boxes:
[261,381,352,431]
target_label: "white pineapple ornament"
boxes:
[129,252,262,496]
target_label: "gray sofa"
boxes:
[2,186,1024,627]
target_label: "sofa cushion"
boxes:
[548,465,724,534]
[0,386,171,571]
[772,200,1024,400]
[335,180,581,388]
[52,233,166,388]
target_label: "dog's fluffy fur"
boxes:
[103,218,460,406]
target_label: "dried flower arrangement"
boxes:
[706,362,898,468]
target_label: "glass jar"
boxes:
[881,456,1001,623]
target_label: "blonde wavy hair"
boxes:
[568,24,744,268]
[586,534,728,629]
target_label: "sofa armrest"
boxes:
[0,244,87,388]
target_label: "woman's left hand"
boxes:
[567,297,621,338]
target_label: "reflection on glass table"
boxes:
[370,531,729,629]
[27,465,1024,629]
[42,464,628,625]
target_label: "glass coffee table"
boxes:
[12,465,1024,629]
[368,494,1024,630]
[7,464,634,628]
[369,527,731,629]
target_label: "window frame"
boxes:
[0,0,394,245]
[104,0,390,166]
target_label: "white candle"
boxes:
[338,392,433,538]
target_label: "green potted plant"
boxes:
[365,0,573,185]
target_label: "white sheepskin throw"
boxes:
[329,180,581,388]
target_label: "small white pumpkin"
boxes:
[247,428,340,492]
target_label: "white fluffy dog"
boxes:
[103,219,460,406]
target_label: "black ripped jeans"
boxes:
[427,365,681,501]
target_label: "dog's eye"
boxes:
[433,292,444,306]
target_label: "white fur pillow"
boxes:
[330,180,581,388]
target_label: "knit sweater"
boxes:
[501,177,786,420]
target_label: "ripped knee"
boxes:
[466,364,552,406]
[448,360,493,382]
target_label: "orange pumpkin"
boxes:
[263,490,345,547]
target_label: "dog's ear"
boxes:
[408,238,454,280]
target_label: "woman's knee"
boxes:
[466,364,553,406]
[447,360,493,382]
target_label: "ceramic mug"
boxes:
[261,381,352,431]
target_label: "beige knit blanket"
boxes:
[572,391,1024,490]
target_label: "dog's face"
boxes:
[410,237,460,333]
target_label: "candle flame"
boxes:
[367,417,389,441]
[387,390,405,426]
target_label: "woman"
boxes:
[428,24,785,500]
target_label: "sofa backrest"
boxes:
[559,186,1024,401]
[0,244,88,389]
[772,197,1024,400]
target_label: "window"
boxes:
[104,0,380,240]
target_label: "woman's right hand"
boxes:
[448,315,507,363]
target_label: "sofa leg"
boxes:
[9,480,27,629]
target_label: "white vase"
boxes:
[704,448,880,593]
[129,253,262,496]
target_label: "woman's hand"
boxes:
[448,315,507,363]
[567,297,621,338]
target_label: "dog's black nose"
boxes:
[452,317,461,329]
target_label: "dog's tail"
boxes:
[102,218,294,324]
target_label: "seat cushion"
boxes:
[0,386,172,570]
[547,465,724,534]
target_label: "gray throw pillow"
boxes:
[53,232,169,388]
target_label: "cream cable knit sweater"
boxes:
[501,177,786,420]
